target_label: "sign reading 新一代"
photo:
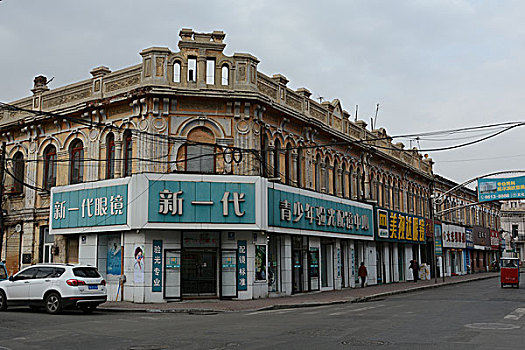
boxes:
[152,240,162,292]
[478,176,525,202]
[148,181,255,224]
[51,185,127,230]
[237,240,247,291]
[268,186,373,237]
[376,208,426,244]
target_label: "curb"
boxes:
[98,274,498,314]
[352,274,498,303]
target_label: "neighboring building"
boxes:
[433,175,501,277]
[500,200,525,262]
[0,29,433,302]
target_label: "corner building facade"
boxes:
[1,29,433,302]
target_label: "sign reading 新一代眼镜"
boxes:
[267,186,373,237]
[148,181,255,224]
[376,208,426,244]
[51,185,128,230]
[478,176,525,202]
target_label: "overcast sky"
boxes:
[1,0,524,186]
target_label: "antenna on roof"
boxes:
[317,95,324,103]
[355,105,358,122]
[373,103,379,129]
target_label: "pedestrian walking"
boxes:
[358,262,367,288]
[409,259,419,282]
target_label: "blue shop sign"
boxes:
[268,186,373,237]
[148,181,255,224]
[237,240,248,291]
[152,240,162,292]
[51,185,128,229]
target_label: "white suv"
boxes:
[0,263,107,314]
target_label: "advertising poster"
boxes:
[107,235,121,276]
[134,244,145,284]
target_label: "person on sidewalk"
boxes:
[358,262,368,288]
[410,259,419,282]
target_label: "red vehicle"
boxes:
[500,258,520,288]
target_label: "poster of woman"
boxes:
[134,245,144,284]
[107,236,121,276]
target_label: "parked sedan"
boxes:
[0,263,107,314]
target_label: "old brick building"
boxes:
[0,29,433,302]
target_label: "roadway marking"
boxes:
[504,308,525,321]
[329,305,383,316]
[245,309,296,316]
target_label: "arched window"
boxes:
[273,139,281,180]
[315,154,321,192]
[296,147,302,188]
[124,131,133,177]
[173,61,181,83]
[106,133,115,179]
[348,166,353,199]
[261,134,269,177]
[69,139,84,184]
[356,169,362,200]
[12,151,24,194]
[186,127,215,173]
[341,163,347,198]
[333,159,338,196]
[285,143,292,185]
[324,157,330,194]
[43,145,57,190]
[221,65,229,86]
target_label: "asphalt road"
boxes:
[0,278,524,350]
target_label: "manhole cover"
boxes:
[465,323,520,330]
[341,338,387,346]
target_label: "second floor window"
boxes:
[69,139,84,184]
[106,133,115,179]
[185,127,215,174]
[12,151,24,194]
[124,131,133,177]
[43,145,57,190]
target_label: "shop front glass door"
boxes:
[181,250,217,296]
[292,250,303,293]
[165,250,181,299]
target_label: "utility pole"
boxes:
[0,142,6,261]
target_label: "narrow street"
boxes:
[1,278,523,349]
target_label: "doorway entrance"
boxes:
[181,250,217,296]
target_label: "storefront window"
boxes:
[309,248,319,278]
[255,245,267,281]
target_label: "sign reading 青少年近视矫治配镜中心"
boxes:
[148,180,255,224]
[478,175,525,202]
[375,208,426,244]
[267,184,373,238]
[51,184,128,231]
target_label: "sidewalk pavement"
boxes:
[98,272,499,314]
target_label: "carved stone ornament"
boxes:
[139,119,149,131]
[29,142,37,154]
[236,120,250,134]
[153,117,167,131]
[89,129,99,141]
